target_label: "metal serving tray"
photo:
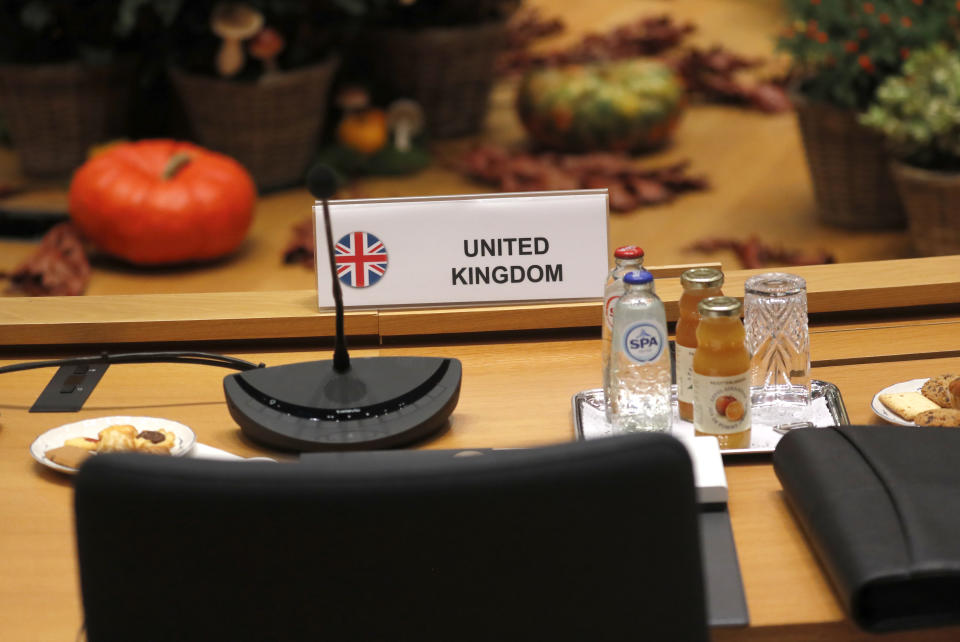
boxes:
[572,380,849,456]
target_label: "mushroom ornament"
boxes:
[211,3,264,78]
[387,99,425,152]
[249,27,285,78]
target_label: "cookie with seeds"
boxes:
[914,408,960,427]
[921,374,959,408]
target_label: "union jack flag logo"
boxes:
[334,231,388,288]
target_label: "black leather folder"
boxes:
[773,425,960,633]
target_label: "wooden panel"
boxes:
[379,301,600,336]
[647,262,723,278]
[700,256,960,312]
[3,256,959,344]
[780,256,960,314]
[376,263,720,336]
[655,255,960,321]
[0,263,714,344]
[811,319,960,364]
[0,291,379,346]
[812,309,960,332]
[382,256,960,336]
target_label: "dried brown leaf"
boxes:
[4,222,90,296]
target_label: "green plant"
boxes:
[861,43,960,170]
[778,0,960,110]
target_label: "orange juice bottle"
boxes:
[693,296,751,449]
[675,268,724,422]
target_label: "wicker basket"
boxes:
[890,162,960,256]
[0,62,133,177]
[170,59,338,191]
[794,96,905,229]
[369,22,506,138]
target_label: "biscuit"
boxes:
[914,408,960,427]
[46,444,94,468]
[949,379,960,411]
[921,374,958,408]
[879,391,940,421]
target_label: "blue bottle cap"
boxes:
[623,269,653,285]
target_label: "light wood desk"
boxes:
[2,258,960,640]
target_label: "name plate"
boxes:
[313,190,609,309]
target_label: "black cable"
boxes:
[0,351,265,376]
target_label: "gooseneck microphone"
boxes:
[222,164,462,452]
[309,165,349,373]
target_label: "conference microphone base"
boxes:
[223,356,462,452]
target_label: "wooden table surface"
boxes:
[0,0,915,298]
[2,294,960,641]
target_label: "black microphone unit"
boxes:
[223,165,462,452]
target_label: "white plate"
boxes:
[871,378,930,426]
[29,415,197,474]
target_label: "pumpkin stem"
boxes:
[162,152,192,180]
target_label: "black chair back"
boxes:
[75,432,708,642]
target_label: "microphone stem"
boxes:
[322,198,350,372]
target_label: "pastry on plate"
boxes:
[921,374,959,408]
[96,424,138,452]
[949,379,960,411]
[134,429,176,454]
[64,436,99,451]
[914,408,960,427]
[879,391,940,421]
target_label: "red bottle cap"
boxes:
[614,245,644,259]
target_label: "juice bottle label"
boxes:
[622,321,667,364]
[676,344,696,405]
[693,372,751,435]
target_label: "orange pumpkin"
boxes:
[69,140,256,265]
[337,108,388,155]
